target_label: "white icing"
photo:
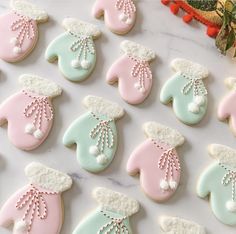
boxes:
[96,154,108,165]
[225,77,236,90]
[226,200,236,212]
[89,145,99,156]
[83,95,125,120]
[93,187,139,216]
[121,40,156,62]
[25,162,73,193]
[62,18,101,38]
[119,13,128,22]
[143,122,185,148]
[13,46,22,54]
[13,220,28,232]
[10,0,48,22]
[171,58,209,79]
[33,129,43,139]
[126,18,133,25]
[208,144,236,168]
[159,216,206,234]
[81,59,91,70]
[160,179,169,191]
[71,59,80,68]
[194,96,205,106]
[25,123,35,134]
[169,179,177,190]
[10,37,18,45]
[188,102,200,114]
[19,74,62,98]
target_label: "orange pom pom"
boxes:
[207,27,219,38]
[161,0,170,5]
[183,14,193,23]
[170,3,179,15]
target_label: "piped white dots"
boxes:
[139,87,146,94]
[169,179,177,190]
[33,129,44,139]
[96,154,109,165]
[160,179,169,191]
[89,145,99,156]
[119,13,128,22]
[71,59,80,68]
[126,18,133,25]
[188,102,200,114]
[25,124,36,134]
[81,60,91,70]
[13,46,22,54]
[226,200,236,212]
[194,95,205,106]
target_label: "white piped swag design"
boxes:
[0,0,48,62]
[72,187,139,234]
[45,18,101,82]
[63,95,125,173]
[160,58,208,125]
[0,162,72,234]
[197,144,236,225]
[127,122,185,202]
[0,74,62,151]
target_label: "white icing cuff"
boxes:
[208,144,236,168]
[121,40,156,62]
[225,77,236,90]
[159,216,206,234]
[25,162,73,193]
[62,18,101,38]
[10,0,48,22]
[19,74,62,98]
[83,95,125,120]
[143,122,184,148]
[93,187,139,216]
[171,58,209,79]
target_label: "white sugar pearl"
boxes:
[13,46,22,54]
[96,154,109,165]
[119,13,128,22]
[226,200,236,212]
[71,59,80,68]
[188,102,200,114]
[89,145,99,156]
[81,60,91,70]
[126,18,133,25]
[33,129,44,139]
[160,179,169,190]
[10,37,18,45]
[14,220,28,232]
[194,95,205,106]
[25,124,36,134]
[169,179,178,190]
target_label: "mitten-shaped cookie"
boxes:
[0,74,62,151]
[160,58,208,125]
[72,187,139,234]
[218,77,236,136]
[63,95,125,173]
[197,144,236,225]
[0,0,48,63]
[92,0,136,34]
[159,216,206,234]
[45,18,101,82]
[127,122,185,202]
[107,40,156,105]
[0,162,72,234]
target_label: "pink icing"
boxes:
[218,91,236,133]
[0,11,38,62]
[127,139,181,202]
[0,90,54,151]
[92,0,136,34]
[0,184,62,234]
[107,55,153,105]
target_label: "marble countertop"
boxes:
[0,0,236,233]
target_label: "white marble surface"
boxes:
[0,0,236,233]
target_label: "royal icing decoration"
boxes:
[107,40,156,105]
[160,58,209,125]
[0,74,62,151]
[92,0,137,34]
[45,18,101,82]
[0,162,72,234]
[0,0,48,62]
[218,77,236,136]
[197,144,236,225]
[63,95,124,173]
[127,122,185,202]
[72,187,139,234]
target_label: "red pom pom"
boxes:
[207,27,219,38]
[170,3,179,15]
[161,0,170,5]
[183,14,193,23]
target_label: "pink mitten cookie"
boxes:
[218,77,236,136]
[0,0,48,63]
[0,162,72,234]
[107,40,156,105]
[127,122,185,202]
[92,0,136,34]
[0,74,62,151]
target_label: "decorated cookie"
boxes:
[127,122,185,202]
[197,144,236,225]
[162,0,223,37]
[45,18,101,82]
[159,216,206,234]
[72,187,139,234]
[160,58,208,125]
[0,162,72,234]
[92,0,136,34]
[63,95,125,173]
[218,77,236,136]
[0,0,48,63]
[106,40,156,105]
[0,74,62,151]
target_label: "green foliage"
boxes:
[187,0,218,11]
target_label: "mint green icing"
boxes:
[63,112,117,173]
[45,32,96,82]
[72,208,132,234]
[160,73,207,125]
[197,162,236,225]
